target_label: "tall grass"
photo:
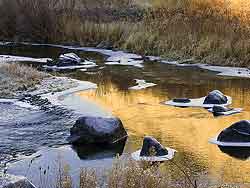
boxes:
[1,0,250,66]
[0,63,48,97]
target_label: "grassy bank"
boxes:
[34,156,238,188]
[0,63,48,98]
[1,0,250,66]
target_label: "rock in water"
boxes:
[218,120,250,142]
[59,53,81,64]
[1,174,36,188]
[68,116,127,145]
[140,136,168,157]
[173,98,191,103]
[203,90,228,105]
[212,105,229,113]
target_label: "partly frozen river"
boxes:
[1,43,250,187]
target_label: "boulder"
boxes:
[68,116,128,145]
[140,136,168,157]
[0,174,36,188]
[217,120,250,142]
[212,105,229,113]
[173,98,191,103]
[219,146,250,160]
[203,90,228,105]
[59,53,81,64]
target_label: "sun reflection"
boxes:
[76,81,250,184]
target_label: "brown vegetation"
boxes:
[1,0,250,66]
[50,157,237,188]
[0,63,48,97]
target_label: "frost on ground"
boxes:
[0,62,97,110]
[0,55,52,63]
[0,63,48,98]
[128,79,157,90]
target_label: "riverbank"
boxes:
[0,62,97,102]
[1,0,250,67]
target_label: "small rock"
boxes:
[212,105,230,113]
[203,90,228,105]
[140,136,168,157]
[59,53,81,64]
[173,98,191,103]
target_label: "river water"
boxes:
[1,43,250,187]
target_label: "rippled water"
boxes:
[1,43,250,187]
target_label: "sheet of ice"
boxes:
[131,148,176,162]
[129,79,157,90]
[41,78,97,107]
[80,69,87,72]
[207,108,242,116]
[199,65,250,78]
[12,42,144,68]
[105,60,143,68]
[209,136,250,147]
[0,55,52,63]
[0,98,39,110]
[6,42,250,78]
[164,96,232,108]
[43,60,97,70]
[146,56,162,61]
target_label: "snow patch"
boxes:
[0,55,52,63]
[43,60,97,70]
[129,79,157,90]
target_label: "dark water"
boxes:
[1,43,250,187]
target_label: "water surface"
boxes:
[1,43,250,187]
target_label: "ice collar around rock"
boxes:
[210,120,250,147]
[208,105,242,117]
[128,79,157,90]
[164,90,231,108]
[131,136,176,162]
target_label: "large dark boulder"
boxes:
[140,136,168,157]
[219,146,250,160]
[68,116,128,145]
[1,175,36,188]
[218,120,250,142]
[203,90,228,105]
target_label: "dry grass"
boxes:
[0,63,48,98]
[0,63,47,81]
[1,0,250,66]
[52,157,239,188]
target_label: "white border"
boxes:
[163,96,232,108]
[209,135,250,147]
[131,148,176,162]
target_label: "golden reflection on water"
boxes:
[76,80,250,184]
